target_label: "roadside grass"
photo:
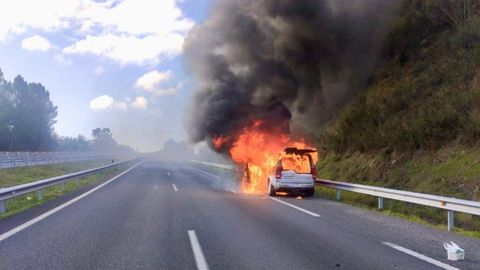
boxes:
[0,159,113,188]
[315,186,480,239]
[0,165,127,220]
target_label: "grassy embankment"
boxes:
[315,1,480,236]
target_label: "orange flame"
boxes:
[213,135,227,149]
[215,120,316,194]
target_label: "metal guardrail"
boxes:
[191,160,480,232]
[0,151,117,169]
[0,159,136,213]
[316,179,480,232]
[189,160,235,170]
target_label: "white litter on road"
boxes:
[444,241,465,261]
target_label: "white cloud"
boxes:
[116,101,128,110]
[131,96,148,110]
[0,0,194,65]
[63,33,184,65]
[135,70,173,91]
[54,54,73,66]
[0,0,79,41]
[134,70,180,96]
[90,95,114,110]
[89,95,113,110]
[94,66,106,75]
[21,35,52,51]
[67,0,193,65]
[90,95,148,111]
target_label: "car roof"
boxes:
[283,147,316,155]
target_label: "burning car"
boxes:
[243,147,317,197]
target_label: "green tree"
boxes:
[56,135,90,151]
[9,75,57,151]
[0,69,13,150]
[91,127,117,151]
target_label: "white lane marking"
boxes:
[188,230,209,270]
[382,242,460,270]
[172,184,178,192]
[191,167,220,179]
[269,197,321,217]
[0,161,144,242]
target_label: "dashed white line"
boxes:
[191,167,220,179]
[0,161,144,242]
[269,197,321,217]
[188,230,209,270]
[382,242,460,270]
[172,184,178,192]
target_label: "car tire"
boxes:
[305,188,315,197]
[268,182,276,197]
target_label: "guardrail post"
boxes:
[335,189,341,201]
[36,190,43,200]
[0,200,5,213]
[378,197,384,210]
[448,210,455,232]
[60,182,65,192]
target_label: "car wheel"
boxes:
[268,181,276,197]
[305,188,315,197]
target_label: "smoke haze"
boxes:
[185,0,398,150]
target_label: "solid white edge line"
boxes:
[188,230,209,270]
[0,161,144,242]
[382,242,460,270]
[269,197,321,217]
[172,184,178,192]
[190,167,220,179]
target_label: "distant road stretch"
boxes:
[0,161,478,269]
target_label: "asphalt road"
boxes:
[0,161,478,269]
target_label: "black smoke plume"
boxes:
[184,0,397,150]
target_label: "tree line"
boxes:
[0,69,134,154]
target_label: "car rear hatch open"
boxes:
[278,147,316,184]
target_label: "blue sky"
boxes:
[0,0,211,152]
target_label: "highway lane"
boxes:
[0,161,478,269]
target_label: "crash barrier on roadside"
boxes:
[0,159,139,214]
[190,160,480,232]
[189,160,235,170]
[0,151,116,169]
[316,179,480,232]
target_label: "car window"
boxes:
[281,154,312,174]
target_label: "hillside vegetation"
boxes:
[316,0,480,230]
